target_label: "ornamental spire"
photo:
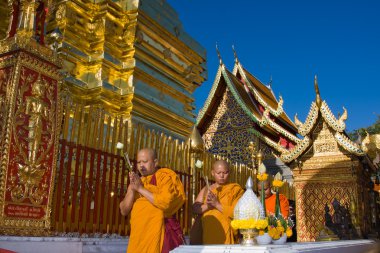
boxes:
[314,75,322,108]
[216,43,224,66]
[232,44,239,64]
[268,75,273,89]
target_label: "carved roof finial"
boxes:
[339,107,348,123]
[216,43,223,65]
[268,75,273,89]
[314,75,322,108]
[232,45,239,63]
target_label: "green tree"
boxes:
[348,115,380,141]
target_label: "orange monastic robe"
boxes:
[202,183,244,244]
[127,168,185,253]
[265,193,289,218]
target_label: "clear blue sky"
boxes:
[167,0,380,132]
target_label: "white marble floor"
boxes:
[0,236,378,253]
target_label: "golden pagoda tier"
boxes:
[45,0,206,139]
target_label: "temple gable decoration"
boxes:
[284,76,364,163]
[196,50,300,168]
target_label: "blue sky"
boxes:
[167,0,380,132]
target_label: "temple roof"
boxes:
[232,60,297,133]
[197,56,365,164]
[281,77,365,162]
[196,61,301,153]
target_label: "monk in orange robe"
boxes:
[120,148,185,253]
[193,160,244,244]
[258,180,289,218]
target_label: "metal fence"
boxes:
[51,102,292,236]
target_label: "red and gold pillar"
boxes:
[0,36,62,235]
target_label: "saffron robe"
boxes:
[265,193,289,218]
[127,168,185,253]
[202,183,244,244]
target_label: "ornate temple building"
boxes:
[287,83,374,241]
[196,52,377,241]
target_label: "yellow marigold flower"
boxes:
[231,220,239,230]
[268,228,275,237]
[257,173,268,181]
[255,219,268,230]
[268,227,281,239]
[272,179,284,188]
[271,231,280,240]
[231,219,267,230]
[286,228,293,237]
[259,230,265,236]
[277,226,285,233]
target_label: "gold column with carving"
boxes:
[0,0,62,236]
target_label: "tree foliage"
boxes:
[348,116,380,141]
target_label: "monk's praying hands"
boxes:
[206,191,219,208]
[129,171,142,191]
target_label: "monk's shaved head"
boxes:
[138,148,157,160]
[212,160,229,171]
[212,160,230,185]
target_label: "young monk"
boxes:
[120,148,185,253]
[193,160,244,244]
[258,180,289,218]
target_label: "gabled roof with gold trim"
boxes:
[196,60,302,153]
[232,59,297,132]
[282,76,365,162]
[197,56,365,164]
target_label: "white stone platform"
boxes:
[170,240,378,253]
[0,237,378,253]
[0,236,128,253]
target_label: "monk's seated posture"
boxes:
[120,148,185,253]
[258,180,289,218]
[193,160,244,244]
